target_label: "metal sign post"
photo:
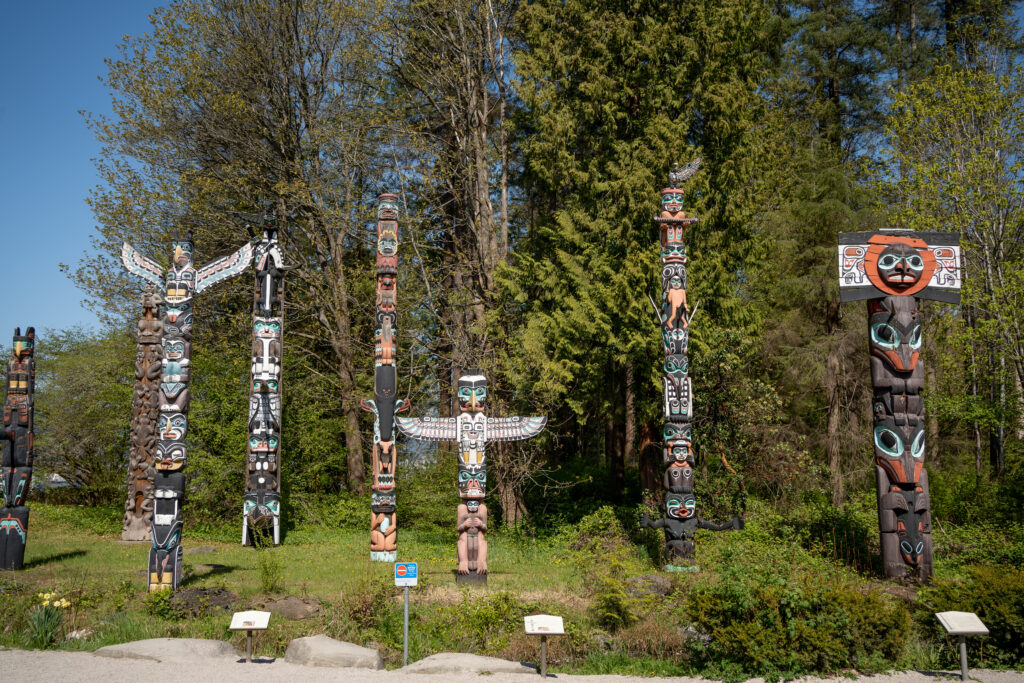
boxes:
[229,610,271,662]
[395,561,418,666]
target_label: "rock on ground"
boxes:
[257,595,322,620]
[399,652,536,675]
[93,638,237,662]
[169,587,238,618]
[284,634,383,669]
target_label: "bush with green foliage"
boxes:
[685,524,910,679]
[918,565,1024,667]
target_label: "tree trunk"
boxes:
[625,361,636,470]
[826,340,844,506]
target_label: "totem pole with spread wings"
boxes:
[397,372,545,584]
[122,232,253,590]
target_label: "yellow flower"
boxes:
[37,593,44,599]
[42,600,49,606]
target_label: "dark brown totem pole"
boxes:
[838,230,961,581]
[360,194,407,562]
[397,372,546,584]
[640,162,742,571]
[122,233,253,590]
[243,223,293,547]
[0,327,36,570]
[122,285,162,541]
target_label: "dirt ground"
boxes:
[2,647,1021,683]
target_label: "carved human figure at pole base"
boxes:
[122,231,253,589]
[644,160,743,570]
[838,229,962,581]
[0,327,36,569]
[457,499,488,574]
[397,371,546,584]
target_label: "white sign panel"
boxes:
[229,610,271,631]
[395,561,418,587]
[524,614,564,635]
[936,611,989,636]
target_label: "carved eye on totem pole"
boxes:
[869,314,921,374]
[458,465,486,498]
[873,416,925,484]
[457,375,487,412]
[12,329,34,359]
[378,229,398,256]
[172,239,194,267]
[660,190,686,217]
[664,463,694,493]
[159,413,187,441]
[876,244,925,289]
[255,319,282,338]
[666,494,696,520]
[252,379,279,393]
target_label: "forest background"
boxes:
[16,0,1024,562]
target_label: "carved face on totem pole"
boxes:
[372,491,396,514]
[666,493,696,520]
[457,374,487,412]
[12,328,34,361]
[663,423,693,464]
[458,464,486,499]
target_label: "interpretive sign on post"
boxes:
[524,614,564,676]
[229,610,271,662]
[936,611,988,682]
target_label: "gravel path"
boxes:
[1,648,1021,683]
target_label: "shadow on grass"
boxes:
[24,550,86,568]
[182,562,236,586]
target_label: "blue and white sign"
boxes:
[394,561,418,587]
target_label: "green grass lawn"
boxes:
[3,501,1022,679]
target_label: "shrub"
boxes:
[684,528,910,679]
[256,548,284,593]
[918,565,1024,666]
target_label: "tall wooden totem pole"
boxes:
[122,285,162,541]
[838,229,961,581]
[360,194,408,562]
[0,327,36,569]
[122,232,253,590]
[397,372,546,584]
[243,224,293,547]
[641,162,742,570]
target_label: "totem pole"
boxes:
[122,232,253,590]
[243,224,294,547]
[397,372,546,584]
[360,194,408,561]
[640,161,742,571]
[838,229,961,581]
[0,327,36,570]
[122,285,162,541]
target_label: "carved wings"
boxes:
[668,158,701,186]
[395,416,458,442]
[486,416,547,442]
[120,242,164,288]
[196,241,254,293]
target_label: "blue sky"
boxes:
[0,1,160,339]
